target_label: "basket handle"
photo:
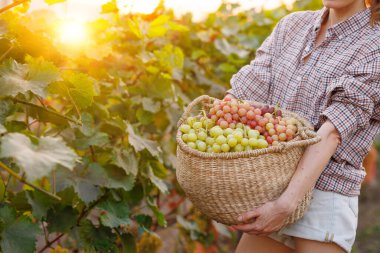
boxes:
[177,95,212,128]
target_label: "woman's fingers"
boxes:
[232,221,263,233]
[238,209,260,223]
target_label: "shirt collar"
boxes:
[313,6,371,39]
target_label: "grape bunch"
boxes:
[179,97,299,153]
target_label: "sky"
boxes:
[16,0,295,22]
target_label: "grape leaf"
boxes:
[0,123,6,134]
[0,58,59,98]
[154,44,184,73]
[101,0,118,14]
[113,148,138,177]
[74,132,109,150]
[147,198,167,227]
[26,190,59,220]
[80,112,95,136]
[105,165,135,191]
[79,220,117,253]
[0,177,4,202]
[46,206,78,233]
[97,199,131,228]
[214,38,250,58]
[64,72,96,109]
[127,18,143,39]
[44,0,66,5]
[147,164,168,194]
[55,165,105,204]
[126,124,161,157]
[0,205,41,253]
[120,233,137,253]
[142,97,161,113]
[0,133,80,181]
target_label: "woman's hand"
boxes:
[230,198,297,236]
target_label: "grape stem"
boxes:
[0,160,61,201]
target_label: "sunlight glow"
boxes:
[59,21,87,45]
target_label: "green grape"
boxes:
[236,123,244,129]
[216,135,227,145]
[193,121,203,130]
[245,145,253,151]
[197,131,207,141]
[210,126,223,137]
[206,137,215,146]
[259,135,265,140]
[182,134,189,142]
[189,129,196,134]
[226,134,234,141]
[221,143,230,152]
[188,133,197,142]
[187,142,196,149]
[187,117,196,127]
[249,138,259,147]
[223,128,234,137]
[203,119,215,129]
[233,131,243,142]
[248,130,260,139]
[207,146,213,153]
[234,144,244,152]
[212,144,221,153]
[241,138,249,146]
[257,139,269,148]
[180,124,191,134]
[228,137,238,147]
[196,140,207,152]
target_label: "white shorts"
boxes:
[269,189,358,253]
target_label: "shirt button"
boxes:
[296,76,302,81]
[338,35,344,40]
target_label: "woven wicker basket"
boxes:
[176,95,322,226]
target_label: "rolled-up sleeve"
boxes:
[228,17,286,102]
[320,53,380,142]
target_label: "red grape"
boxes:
[220,120,229,129]
[250,121,257,128]
[223,105,231,113]
[216,110,224,118]
[254,108,262,115]
[238,108,247,117]
[247,110,255,120]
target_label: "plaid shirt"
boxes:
[228,7,380,196]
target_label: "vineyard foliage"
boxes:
[0,0,321,252]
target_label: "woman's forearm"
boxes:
[278,120,341,210]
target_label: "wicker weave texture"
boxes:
[176,95,320,226]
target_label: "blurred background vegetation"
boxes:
[0,0,378,252]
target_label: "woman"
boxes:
[225,0,380,252]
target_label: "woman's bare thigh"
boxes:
[235,233,294,253]
[294,237,346,253]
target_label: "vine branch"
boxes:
[0,160,61,201]
[0,0,29,14]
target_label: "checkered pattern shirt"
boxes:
[228,7,380,196]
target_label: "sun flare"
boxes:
[59,21,87,45]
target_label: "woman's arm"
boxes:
[277,120,340,211]
[232,120,340,235]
